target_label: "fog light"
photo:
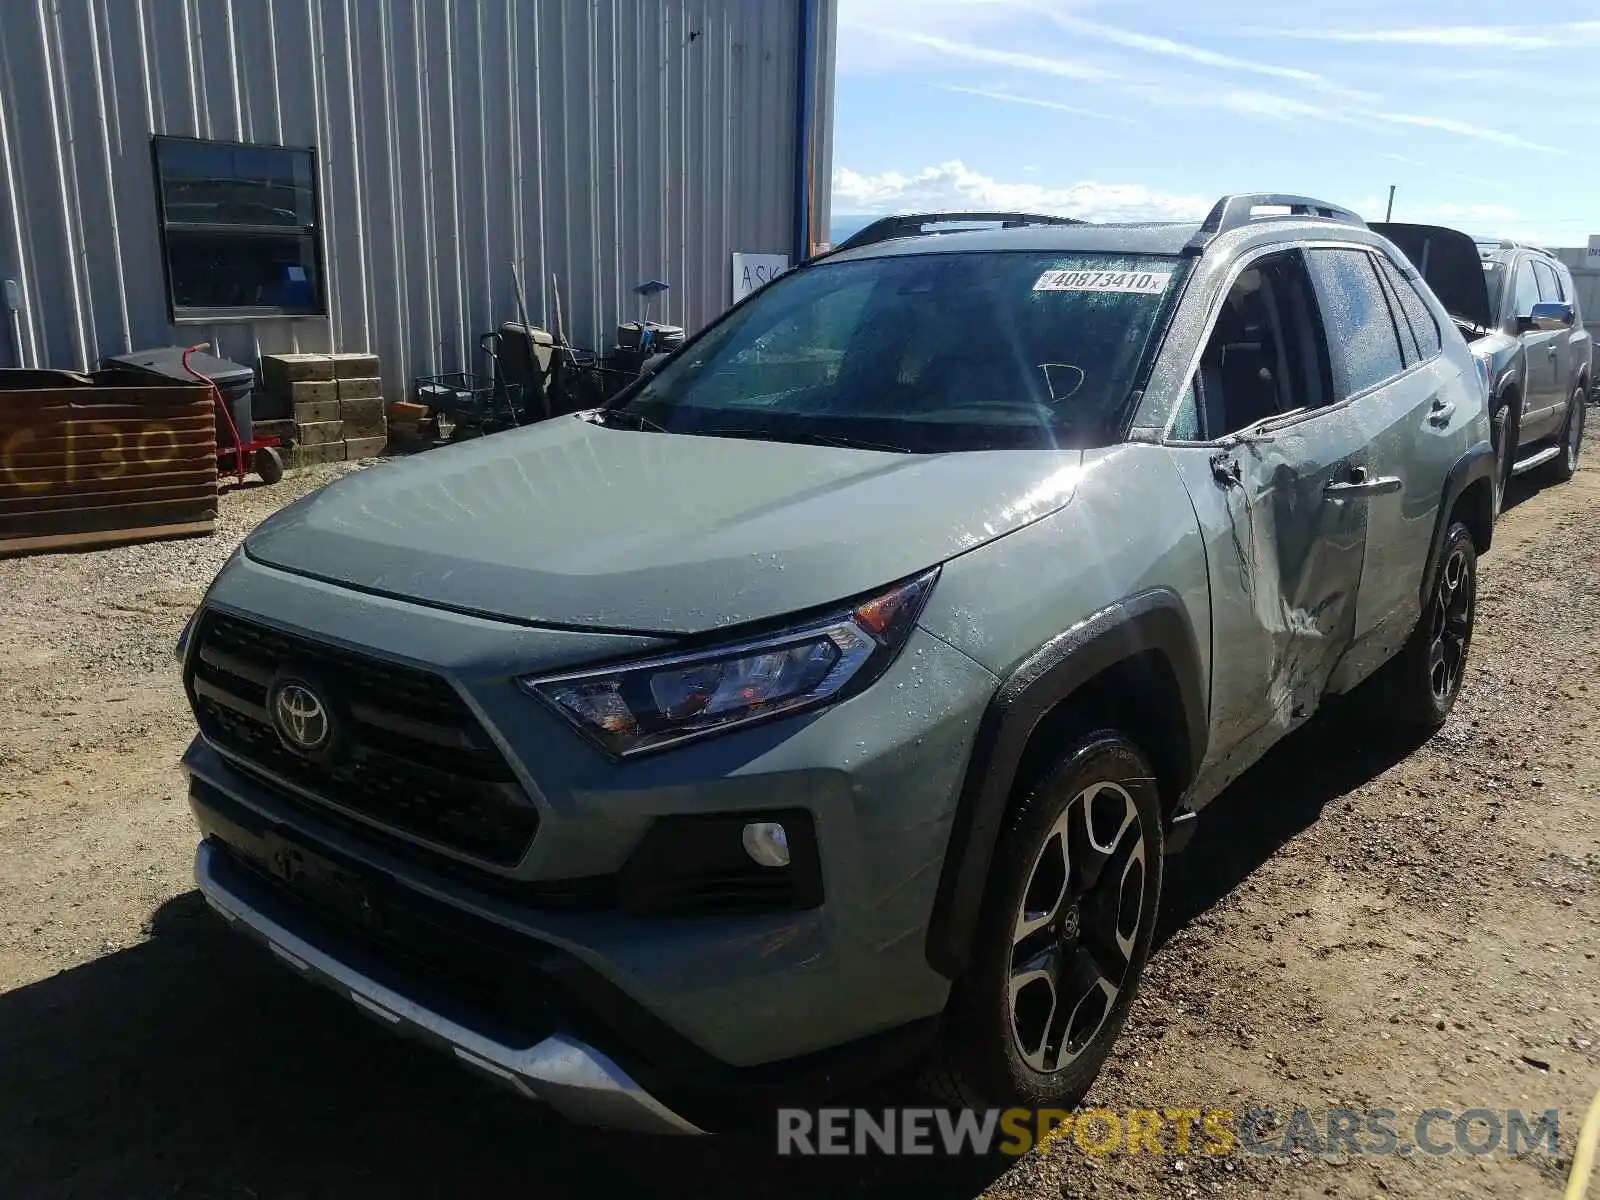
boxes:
[741,821,791,868]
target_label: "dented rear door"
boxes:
[1167,411,1373,788]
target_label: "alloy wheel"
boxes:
[1008,781,1146,1073]
[1427,545,1473,706]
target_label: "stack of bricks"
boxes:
[257,353,387,465]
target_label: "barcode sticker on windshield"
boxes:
[1033,269,1172,295]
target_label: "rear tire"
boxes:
[1546,384,1585,484]
[924,730,1163,1109]
[1382,521,1476,730]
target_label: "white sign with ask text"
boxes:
[732,252,790,303]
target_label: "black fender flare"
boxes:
[1419,440,1495,610]
[923,587,1206,981]
[1486,354,1522,429]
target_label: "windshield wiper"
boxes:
[697,428,912,454]
[586,408,667,433]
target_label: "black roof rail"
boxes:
[1183,193,1366,255]
[827,211,1084,256]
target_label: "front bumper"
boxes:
[195,839,701,1134]
[180,552,1003,1129]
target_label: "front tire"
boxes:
[1385,521,1477,729]
[1546,384,1586,484]
[926,731,1163,1108]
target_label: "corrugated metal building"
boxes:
[0,0,836,401]
[1555,248,1600,383]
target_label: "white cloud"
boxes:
[832,160,1213,223]
[937,85,1137,124]
[1249,21,1600,49]
[1356,194,1584,248]
[1376,155,1513,193]
[848,24,1560,152]
[845,26,1125,82]
[1370,112,1563,155]
[1399,202,1522,224]
[1036,11,1376,101]
[1209,88,1345,123]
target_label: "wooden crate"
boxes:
[0,368,218,556]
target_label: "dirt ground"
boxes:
[1,434,1596,1200]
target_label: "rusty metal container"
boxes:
[0,368,218,556]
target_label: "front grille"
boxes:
[188,612,538,866]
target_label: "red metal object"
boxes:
[180,342,284,485]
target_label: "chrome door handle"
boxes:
[1548,346,1559,358]
[1428,400,1455,426]
[1325,474,1403,497]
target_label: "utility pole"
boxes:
[1385,185,1396,222]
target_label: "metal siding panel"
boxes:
[0,0,832,383]
[81,0,134,356]
[812,0,836,247]
[6,2,79,368]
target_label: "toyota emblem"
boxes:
[270,680,332,753]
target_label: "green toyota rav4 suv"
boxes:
[180,194,1494,1134]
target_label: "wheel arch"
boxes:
[1491,369,1522,433]
[1494,347,1526,419]
[924,587,1206,981]
[1421,441,1495,610]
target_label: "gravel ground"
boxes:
[0,439,1596,1199]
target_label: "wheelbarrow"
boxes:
[181,343,286,485]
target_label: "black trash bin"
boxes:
[105,346,256,447]
[611,321,685,389]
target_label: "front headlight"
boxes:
[1470,349,1493,398]
[524,570,938,757]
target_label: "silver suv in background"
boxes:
[178,194,1493,1134]
[1374,224,1590,511]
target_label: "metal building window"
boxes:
[152,135,326,321]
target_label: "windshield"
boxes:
[609,250,1184,452]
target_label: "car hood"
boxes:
[1370,222,1493,330]
[245,417,1085,634]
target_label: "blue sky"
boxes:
[830,0,1600,248]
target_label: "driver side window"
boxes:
[1185,250,1332,441]
[1511,260,1540,320]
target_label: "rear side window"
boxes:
[1560,266,1582,321]
[1532,259,1563,303]
[1305,249,1406,397]
[1373,263,1421,365]
[1375,254,1443,360]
